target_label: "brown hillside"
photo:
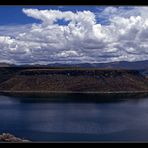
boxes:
[0,68,148,92]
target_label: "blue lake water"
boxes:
[0,95,148,142]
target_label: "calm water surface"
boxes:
[0,95,148,141]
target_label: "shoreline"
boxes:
[0,91,148,94]
[0,90,148,94]
[0,91,148,101]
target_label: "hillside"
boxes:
[0,67,148,92]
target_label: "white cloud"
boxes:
[0,7,148,64]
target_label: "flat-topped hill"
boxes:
[0,67,148,92]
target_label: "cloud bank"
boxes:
[0,7,148,64]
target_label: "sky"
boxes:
[0,6,148,65]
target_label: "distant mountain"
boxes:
[47,60,148,70]
[19,60,146,70]
[1,60,148,70]
[0,63,13,67]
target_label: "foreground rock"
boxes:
[0,133,30,143]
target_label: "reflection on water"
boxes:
[0,95,148,141]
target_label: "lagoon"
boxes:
[0,95,148,141]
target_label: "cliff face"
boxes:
[0,67,148,92]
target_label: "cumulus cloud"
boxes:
[0,7,148,64]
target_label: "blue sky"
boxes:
[0,6,101,25]
[0,6,148,65]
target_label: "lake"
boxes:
[0,95,148,142]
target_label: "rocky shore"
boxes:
[0,133,30,143]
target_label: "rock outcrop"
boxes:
[0,133,30,143]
